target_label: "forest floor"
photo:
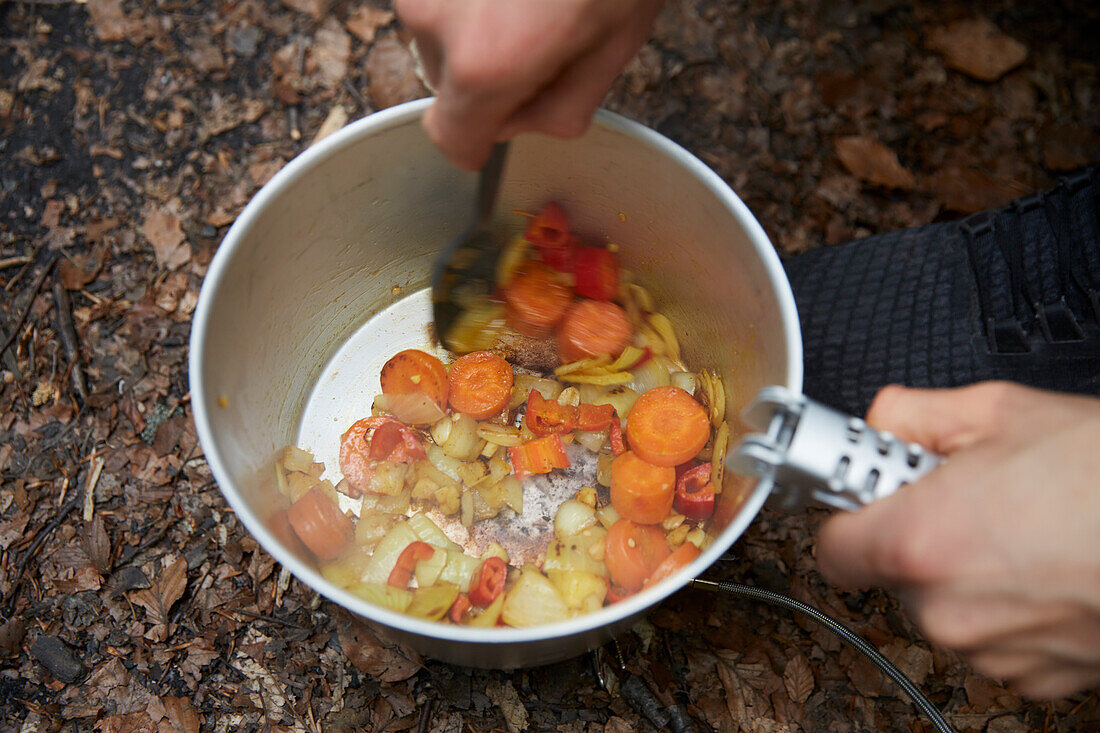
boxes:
[1,0,1098,731]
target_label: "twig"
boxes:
[82,457,105,522]
[0,255,57,361]
[224,607,308,630]
[0,256,31,270]
[51,281,88,402]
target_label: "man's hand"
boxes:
[817,382,1100,698]
[395,0,664,170]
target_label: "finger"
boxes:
[1012,663,1100,700]
[865,383,1010,454]
[908,592,1085,652]
[498,23,647,140]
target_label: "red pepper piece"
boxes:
[576,402,615,432]
[387,541,435,588]
[609,416,628,456]
[449,593,471,624]
[525,203,576,272]
[573,247,619,300]
[368,419,427,462]
[468,556,507,606]
[525,389,577,435]
[508,434,571,480]
[673,463,715,520]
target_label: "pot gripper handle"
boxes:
[729,386,942,512]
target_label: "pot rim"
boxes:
[189,97,803,645]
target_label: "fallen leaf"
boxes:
[485,680,529,733]
[365,32,428,110]
[129,556,188,642]
[142,208,191,270]
[41,199,64,228]
[925,17,1027,82]
[346,5,394,45]
[309,17,351,90]
[84,0,151,43]
[782,654,814,703]
[81,515,112,575]
[158,697,201,733]
[835,135,916,190]
[281,0,330,20]
[337,613,421,682]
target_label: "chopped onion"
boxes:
[575,429,607,453]
[670,371,698,395]
[557,386,581,407]
[627,355,673,394]
[499,476,523,513]
[368,461,408,496]
[592,386,637,422]
[595,503,620,530]
[478,422,523,447]
[554,499,597,539]
[711,422,729,493]
[427,444,463,482]
[596,453,614,487]
[576,383,606,404]
[384,393,446,426]
[460,491,474,527]
[509,374,563,410]
[439,413,482,461]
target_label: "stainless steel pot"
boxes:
[189,98,802,669]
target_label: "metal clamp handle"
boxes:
[728,386,942,512]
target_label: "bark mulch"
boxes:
[2,0,1098,731]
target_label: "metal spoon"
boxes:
[431,142,510,348]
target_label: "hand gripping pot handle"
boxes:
[728,386,943,512]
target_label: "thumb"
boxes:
[864,382,1015,455]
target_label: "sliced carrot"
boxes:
[287,487,354,561]
[642,542,701,589]
[448,350,514,419]
[379,349,449,425]
[604,519,670,593]
[504,263,572,338]
[626,386,710,467]
[609,450,676,524]
[557,299,632,363]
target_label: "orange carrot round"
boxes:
[642,542,701,589]
[287,487,353,561]
[604,519,670,593]
[609,450,676,524]
[448,351,514,419]
[504,263,572,337]
[556,299,632,363]
[626,386,710,467]
[378,349,449,425]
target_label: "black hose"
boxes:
[690,579,957,733]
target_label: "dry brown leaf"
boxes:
[281,0,330,20]
[925,17,1027,82]
[835,135,916,190]
[346,5,395,45]
[337,613,421,682]
[365,32,428,110]
[782,654,814,703]
[158,696,201,733]
[85,0,151,43]
[142,208,191,271]
[81,515,112,575]
[485,679,529,733]
[96,711,157,733]
[604,716,634,733]
[129,556,188,642]
[59,249,104,290]
[309,17,351,90]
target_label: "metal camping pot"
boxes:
[190,98,804,669]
